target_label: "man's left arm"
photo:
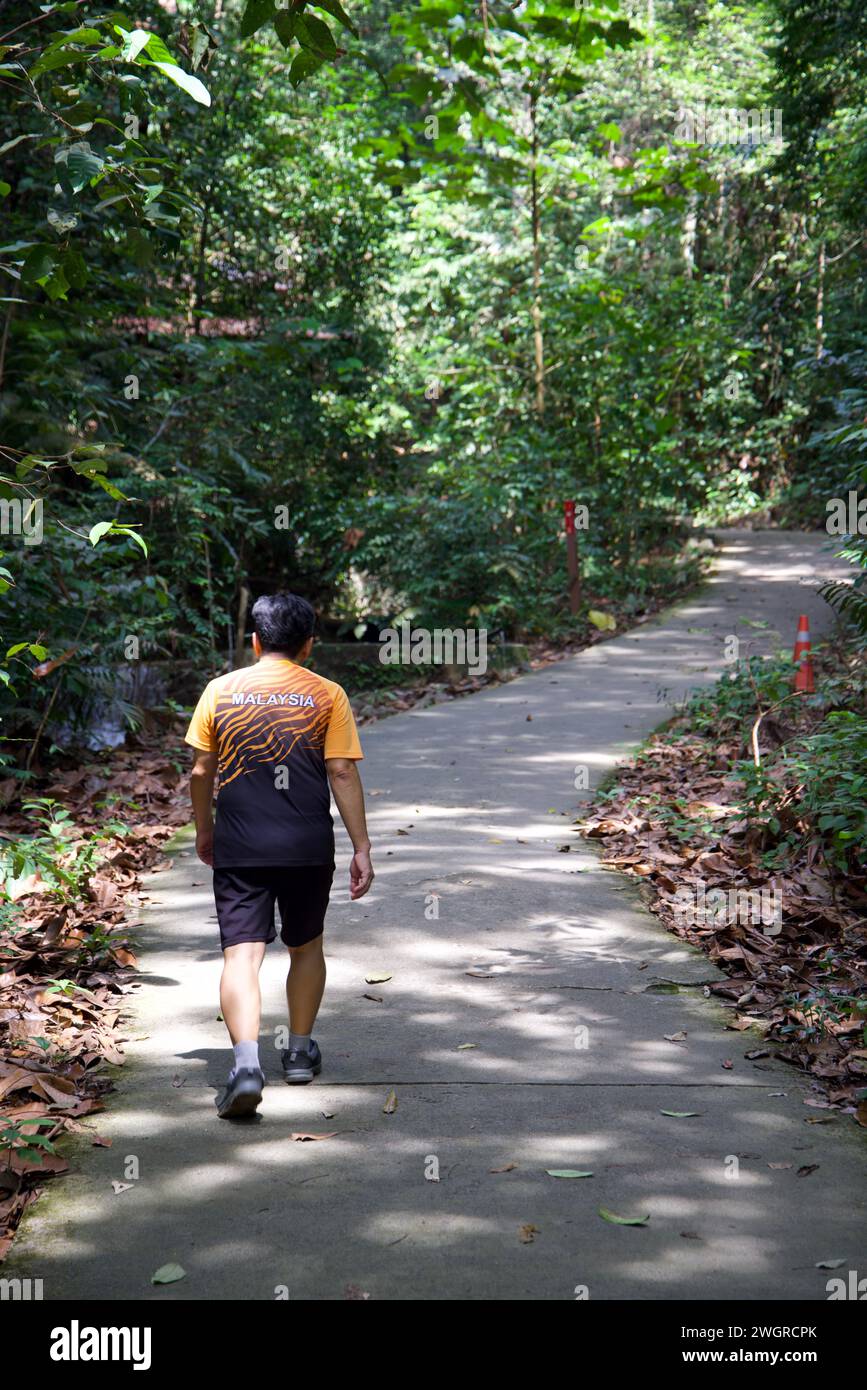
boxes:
[190,749,219,866]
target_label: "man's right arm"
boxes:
[190,749,219,866]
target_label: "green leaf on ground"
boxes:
[588,609,616,631]
[599,1208,650,1226]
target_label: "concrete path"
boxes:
[9,529,866,1301]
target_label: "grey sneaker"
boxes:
[281,1040,322,1085]
[216,1066,265,1118]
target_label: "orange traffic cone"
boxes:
[792,614,814,693]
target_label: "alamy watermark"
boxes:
[675,103,783,148]
[49,1322,151,1370]
[0,1276,43,1300]
[826,1269,867,1300]
[672,882,782,937]
[826,491,867,536]
[378,621,488,677]
[0,497,43,545]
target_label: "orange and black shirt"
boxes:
[185,659,363,868]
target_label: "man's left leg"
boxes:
[282,936,326,1083]
[278,866,333,1084]
[286,933,326,1030]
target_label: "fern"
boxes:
[819,578,867,636]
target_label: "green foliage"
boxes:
[786,711,867,870]
[1,0,866,777]
[0,798,114,903]
[686,655,795,735]
[820,548,867,638]
[781,955,867,1047]
[808,364,867,637]
[688,663,867,876]
[0,1116,58,1169]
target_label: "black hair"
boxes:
[251,592,315,656]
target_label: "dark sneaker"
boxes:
[281,1040,322,1085]
[216,1066,265,1118]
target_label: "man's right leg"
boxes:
[214,941,267,1117]
[221,940,267,1045]
[213,868,277,1118]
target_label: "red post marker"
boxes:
[564,501,580,613]
[792,614,814,693]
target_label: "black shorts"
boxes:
[213,865,334,950]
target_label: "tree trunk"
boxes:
[192,200,211,336]
[234,582,251,669]
[682,194,698,277]
[529,93,545,417]
[815,241,825,358]
[0,302,14,391]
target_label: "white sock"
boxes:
[233,1040,260,1071]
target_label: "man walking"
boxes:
[185,592,374,1118]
